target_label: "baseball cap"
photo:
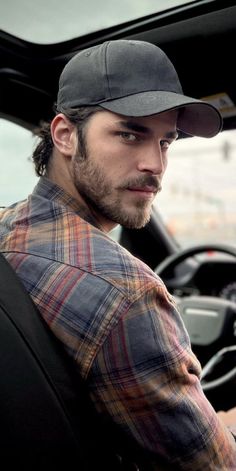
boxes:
[57,39,222,138]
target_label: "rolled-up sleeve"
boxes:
[88,285,236,470]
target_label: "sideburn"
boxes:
[75,108,104,160]
[77,126,88,160]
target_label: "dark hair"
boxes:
[32,106,102,176]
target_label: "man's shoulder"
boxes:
[0,195,159,302]
[85,227,159,301]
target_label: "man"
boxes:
[0,40,236,469]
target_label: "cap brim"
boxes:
[99,91,222,138]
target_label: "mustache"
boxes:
[119,175,162,192]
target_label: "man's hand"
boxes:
[217,407,236,426]
[217,406,236,438]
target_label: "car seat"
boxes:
[0,252,123,469]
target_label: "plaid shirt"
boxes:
[0,177,236,470]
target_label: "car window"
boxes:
[156,129,236,248]
[1,118,235,251]
[1,0,194,44]
[0,119,38,208]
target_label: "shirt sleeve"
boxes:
[88,284,236,470]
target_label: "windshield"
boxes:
[156,130,236,248]
[1,0,195,44]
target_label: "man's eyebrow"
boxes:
[117,120,178,140]
[117,120,151,134]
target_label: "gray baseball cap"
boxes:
[57,39,222,138]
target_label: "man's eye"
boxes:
[120,132,138,142]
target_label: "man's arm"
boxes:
[88,285,236,470]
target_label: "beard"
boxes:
[72,150,160,230]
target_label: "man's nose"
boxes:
[137,143,166,174]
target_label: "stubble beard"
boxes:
[72,151,155,230]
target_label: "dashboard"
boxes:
[193,260,236,301]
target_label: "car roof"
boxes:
[0,0,236,132]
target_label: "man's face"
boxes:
[72,110,178,230]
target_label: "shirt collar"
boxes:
[32,177,102,230]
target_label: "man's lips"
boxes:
[128,185,158,193]
[126,185,159,199]
[120,176,161,195]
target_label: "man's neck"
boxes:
[45,173,116,233]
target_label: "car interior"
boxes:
[1,0,236,463]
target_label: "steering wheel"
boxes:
[155,244,236,394]
[201,345,236,392]
[155,243,236,281]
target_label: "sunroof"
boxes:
[1,0,195,44]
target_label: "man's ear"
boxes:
[50,113,77,157]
